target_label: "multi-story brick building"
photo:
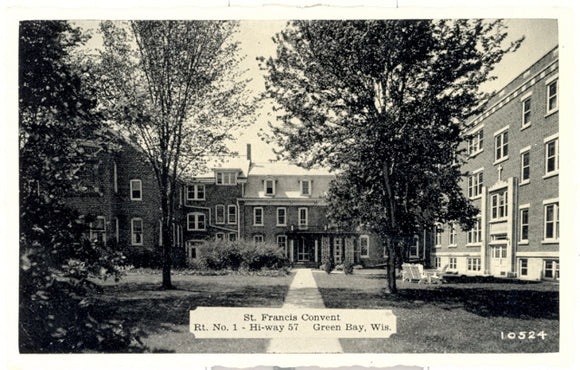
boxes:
[432,46,559,281]
[66,137,184,266]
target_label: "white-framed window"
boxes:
[131,218,143,246]
[216,171,236,185]
[360,235,370,257]
[521,151,530,183]
[467,218,482,244]
[227,205,237,224]
[435,224,442,247]
[277,207,287,226]
[229,233,237,242]
[186,240,203,259]
[264,179,275,196]
[187,184,205,201]
[491,191,508,220]
[519,259,528,277]
[253,207,263,226]
[449,223,457,246]
[468,171,483,198]
[277,235,287,250]
[467,258,481,271]
[216,204,225,224]
[410,234,419,257]
[90,216,106,243]
[216,232,225,241]
[522,98,532,128]
[520,208,529,243]
[468,129,484,155]
[495,130,508,162]
[491,245,507,260]
[546,78,558,115]
[544,202,559,241]
[544,260,559,279]
[435,257,441,268]
[449,257,457,270]
[298,207,308,229]
[300,180,312,195]
[254,234,264,244]
[187,213,206,231]
[545,138,559,176]
[130,179,142,200]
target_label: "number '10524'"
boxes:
[500,331,547,340]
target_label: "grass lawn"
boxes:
[90,271,294,353]
[313,271,559,353]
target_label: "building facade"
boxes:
[432,46,559,281]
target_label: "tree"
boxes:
[261,20,522,293]
[96,21,256,288]
[19,21,129,352]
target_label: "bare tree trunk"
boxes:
[160,174,173,289]
[383,162,398,294]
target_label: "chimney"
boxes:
[246,143,252,161]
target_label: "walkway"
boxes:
[266,268,343,353]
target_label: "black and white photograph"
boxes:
[3,1,578,369]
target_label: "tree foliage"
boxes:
[19,21,132,352]
[262,20,522,293]
[95,21,256,288]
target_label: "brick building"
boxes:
[66,138,184,266]
[432,46,559,280]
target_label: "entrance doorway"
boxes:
[490,244,507,276]
[297,238,309,261]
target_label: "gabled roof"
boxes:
[194,156,251,179]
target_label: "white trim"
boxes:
[264,178,276,196]
[253,234,264,244]
[359,235,370,258]
[276,207,287,226]
[300,179,312,196]
[542,197,559,205]
[298,207,308,229]
[544,73,559,85]
[472,167,484,174]
[130,218,143,246]
[515,251,559,258]
[114,217,119,242]
[519,145,531,154]
[227,205,237,225]
[215,204,225,224]
[186,184,205,201]
[467,123,484,136]
[519,91,533,101]
[434,252,488,258]
[113,161,118,193]
[253,207,264,226]
[519,203,530,209]
[187,212,206,231]
[130,179,142,201]
[543,133,559,143]
[493,125,509,137]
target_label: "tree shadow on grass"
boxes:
[317,285,558,320]
[88,283,290,341]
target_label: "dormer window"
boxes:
[216,171,236,185]
[265,179,275,196]
[300,180,311,196]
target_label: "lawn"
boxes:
[313,270,559,353]
[89,270,295,353]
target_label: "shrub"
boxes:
[322,255,334,274]
[197,240,290,271]
[343,261,354,275]
[119,244,162,269]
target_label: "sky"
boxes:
[74,19,559,161]
[233,19,559,161]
